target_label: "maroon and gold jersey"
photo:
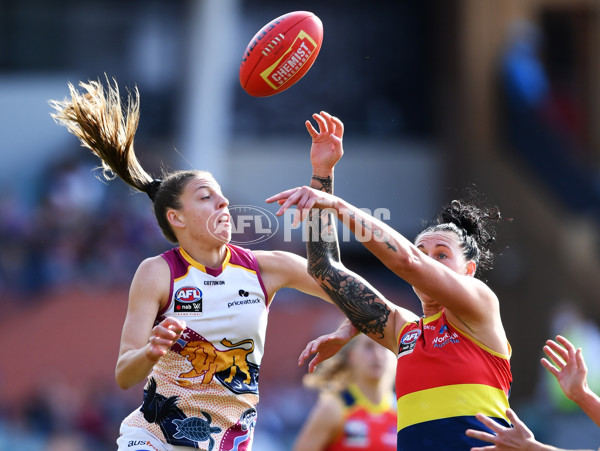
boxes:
[326,384,397,451]
[122,244,269,451]
[395,310,512,450]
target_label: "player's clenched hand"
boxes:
[146,317,186,362]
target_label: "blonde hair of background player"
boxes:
[293,332,396,451]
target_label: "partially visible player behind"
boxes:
[293,330,397,451]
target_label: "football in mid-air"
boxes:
[239,11,323,97]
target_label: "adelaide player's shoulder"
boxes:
[239,11,323,97]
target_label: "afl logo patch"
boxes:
[398,329,421,358]
[401,330,421,344]
[174,286,203,316]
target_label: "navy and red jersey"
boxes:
[326,384,397,451]
[395,310,512,450]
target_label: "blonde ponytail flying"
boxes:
[50,77,210,244]
[49,77,153,193]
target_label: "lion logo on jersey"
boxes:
[177,338,259,394]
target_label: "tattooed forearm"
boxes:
[373,229,399,252]
[347,211,398,252]
[312,261,391,338]
[384,238,398,252]
[311,175,333,194]
[307,237,340,280]
[307,195,390,338]
[347,211,372,230]
[307,209,340,276]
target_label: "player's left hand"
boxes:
[465,408,537,450]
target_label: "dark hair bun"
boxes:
[427,193,511,278]
[438,200,499,248]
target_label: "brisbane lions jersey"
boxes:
[122,244,269,451]
[395,310,512,450]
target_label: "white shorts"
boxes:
[117,424,194,451]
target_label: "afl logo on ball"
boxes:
[174,286,203,316]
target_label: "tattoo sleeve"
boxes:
[307,173,391,338]
[311,175,333,194]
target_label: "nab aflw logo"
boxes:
[398,329,421,358]
[174,286,203,316]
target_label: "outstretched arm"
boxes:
[271,184,500,325]
[542,335,600,427]
[256,112,346,304]
[305,210,402,350]
[302,112,417,352]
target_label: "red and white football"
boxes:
[239,11,323,97]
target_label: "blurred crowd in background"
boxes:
[1,0,600,449]
[0,156,164,299]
